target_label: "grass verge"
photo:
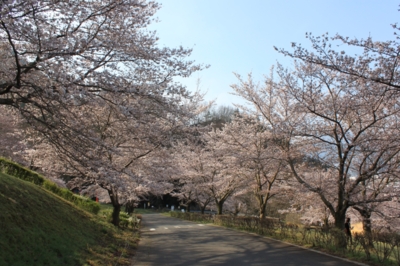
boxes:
[0,172,138,265]
[170,212,400,266]
[0,157,100,215]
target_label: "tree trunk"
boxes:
[256,178,275,220]
[333,209,348,248]
[333,208,347,230]
[363,215,374,248]
[259,201,267,219]
[111,204,121,227]
[181,199,193,212]
[357,181,374,247]
[216,200,224,215]
[197,198,211,215]
[355,207,373,247]
[362,215,372,235]
[322,207,330,228]
[124,200,135,214]
[107,186,121,226]
[233,203,241,216]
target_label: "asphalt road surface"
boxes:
[132,214,364,266]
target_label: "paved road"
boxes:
[132,214,364,266]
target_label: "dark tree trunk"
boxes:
[362,215,372,235]
[112,204,121,226]
[187,204,191,213]
[124,200,135,214]
[354,207,373,247]
[216,200,224,215]
[197,197,211,214]
[334,211,346,230]
[255,181,272,220]
[107,186,122,226]
[333,208,348,248]
[259,201,267,219]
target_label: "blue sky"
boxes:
[150,1,400,106]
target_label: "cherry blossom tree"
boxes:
[173,127,244,215]
[23,91,205,225]
[0,0,203,163]
[215,114,287,219]
[350,172,398,235]
[169,180,198,212]
[201,129,247,215]
[232,64,400,230]
[0,0,207,225]
[274,23,400,231]
[374,197,400,232]
[194,190,213,214]
[171,136,215,213]
[275,30,400,91]
[245,7,400,232]
[279,175,336,227]
[0,107,25,163]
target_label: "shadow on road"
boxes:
[132,214,364,266]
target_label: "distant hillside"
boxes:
[0,172,137,265]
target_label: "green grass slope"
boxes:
[0,172,137,266]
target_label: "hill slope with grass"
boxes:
[0,172,138,265]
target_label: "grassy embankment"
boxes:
[0,168,139,265]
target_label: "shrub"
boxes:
[371,232,397,264]
[43,180,62,195]
[329,228,347,249]
[170,211,213,223]
[173,212,400,265]
[213,215,279,236]
[72,196,100,215]
[0,157,44,185]
[101,210,140,229]
[0,158,100,214]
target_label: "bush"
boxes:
[73,196,100,215]
[213,215,279,236]
[0,157,44,185]
[173,212,400,265]
[42,180,100,214]
[170,211,214,223]
[0,158,100,214]
[100,210,140,228]
[43,180,63,195]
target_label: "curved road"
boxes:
[132,214,364,266]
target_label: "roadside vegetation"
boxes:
[171,211,400,266]
[0,157,100,215]
[2,0,400,243]
[2,1,400,265]
[0,166,140,265]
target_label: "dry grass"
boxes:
[352,222,364,233]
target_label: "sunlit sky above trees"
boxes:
[151,1,400,106]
